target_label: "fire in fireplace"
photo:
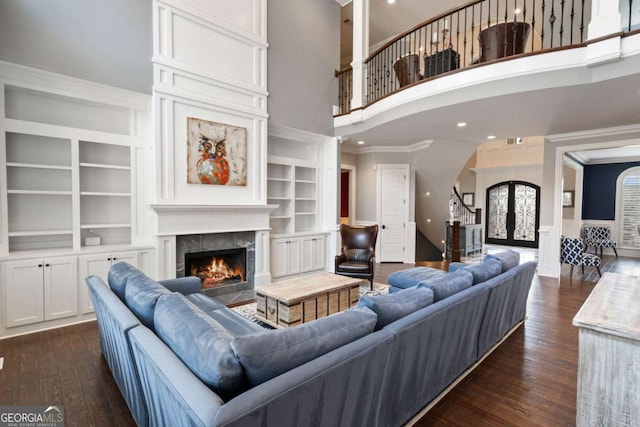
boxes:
[185,248,246,289]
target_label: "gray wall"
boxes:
[345,138,478,249]
[0,0,152,94]
[267,0,340,136]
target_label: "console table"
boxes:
[572,272,640,426]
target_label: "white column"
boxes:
[350,0,369,110]
[588,0,622,39]
[254,230,272,287]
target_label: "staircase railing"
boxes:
[336,0,591,115]
[446,187,482,262]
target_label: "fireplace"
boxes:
[185,248,247,289]
[175,232,256,297]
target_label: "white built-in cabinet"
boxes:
[4,256,78,327]
[0,63,153,338]
[270,233,327,278]
[266,127,333,280]
[267,157,318,235]
[78,251,140,314]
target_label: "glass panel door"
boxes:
[486,181,540,247]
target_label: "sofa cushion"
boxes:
[417,269,473,302]
[387,267,447,290]
[230,306,377,387]
[485,250,520,272]
[464,258,503,285]
[186,293,264,337]
[124,272,171,330]
[108,261,141,301]
[154,293,246,401]
[358,286,434,330]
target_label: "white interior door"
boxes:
[378,164,409,262]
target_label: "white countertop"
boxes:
[573,272,640,341]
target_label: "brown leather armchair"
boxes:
[335,224,379,289]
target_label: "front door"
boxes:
[486,181,540,248]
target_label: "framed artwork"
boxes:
[562,191,574,207]
[462,192,474,206]
[186,117,247,186]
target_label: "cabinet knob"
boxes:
[112,257,117,261]
[107,257,112,261]
[38,264,43,268]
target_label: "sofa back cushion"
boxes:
[154,293,246,401]
[230,306,377,387]
[417,269,473,302]
[124,272,171,330]
[358,287,434,330]
[484,250,520,272]
[387,266,447,291]
[108,261,141,301]
[464,258,502,285]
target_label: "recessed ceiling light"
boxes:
[357,140,365,145]
[387,0,396,4]
[487,135,497,140]
[457,122,467,127]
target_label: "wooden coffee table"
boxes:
[255,273,364,328]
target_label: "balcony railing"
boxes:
[335,66,353,116]
[336,0,599,116]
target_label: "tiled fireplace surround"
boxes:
[176,231,255,297]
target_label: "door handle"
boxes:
[382,225,386,229]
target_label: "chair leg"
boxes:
[596,266,602,277]
[613,247,618,257]
[570,265,574,277]
[581,265,585,275]
[369,277,374,291]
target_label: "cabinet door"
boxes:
[271,238,301,278]
[79,251,140,313]
[44,256,78,321]
[4,260,45,327]
[78,254,112,314]
[301,235,326,272]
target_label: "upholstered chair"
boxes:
[583,226,618,257]
[335,224,379,289]
[560,237,602,278]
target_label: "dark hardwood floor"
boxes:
[1,255,637,426]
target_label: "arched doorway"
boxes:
[486,181,540,248]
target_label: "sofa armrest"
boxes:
[159,276,202,295]
[335,254,346,270]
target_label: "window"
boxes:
[617,167,640,247]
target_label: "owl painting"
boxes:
[187,117,247,186]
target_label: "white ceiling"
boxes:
[569,145,640,164]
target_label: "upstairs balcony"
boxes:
[335,0,639,127]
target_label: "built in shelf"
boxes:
[295,180,315,184]
[7,190,72,195]
[80,162,131,170]
[7,162,72,171]
[81,224,131,229]
[295,212,315,216]
[80,192,131,197]
[8,230,73,237]
[267,177,291,182]
[270,216,292,220]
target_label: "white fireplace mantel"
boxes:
[150,204,277,236]
[151,204,276,285]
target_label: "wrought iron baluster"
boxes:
[580,0,585,42]
[549,0,556,48]
[629,0,634,31]
[560,0,566,46]
[541,0,546,49]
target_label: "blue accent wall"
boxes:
[582,161,640,219]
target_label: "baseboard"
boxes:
[405,319,526,426]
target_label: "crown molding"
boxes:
[335,0,352,6]
[268,123,332,144]
[341,139,433,154]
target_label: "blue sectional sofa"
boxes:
[87,250,536,427]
